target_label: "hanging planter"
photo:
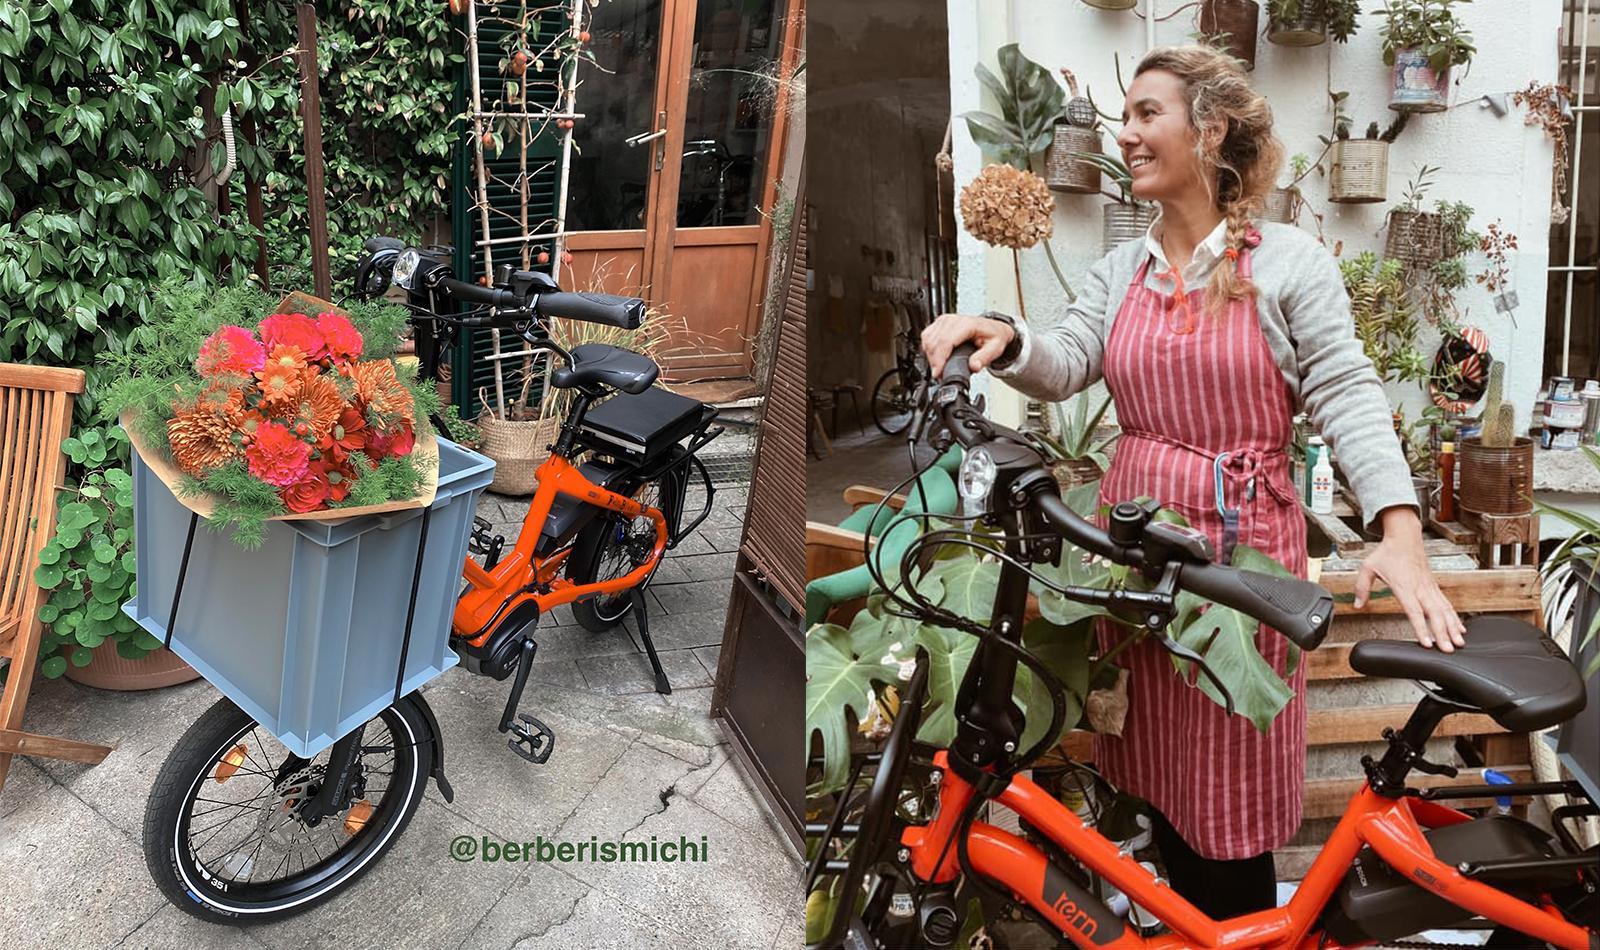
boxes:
[1103,202,1158,255]
[1268,15,1327,46]
[1082,0,1139,9]
[1387,48,1451,112]
[1046,70,1103,194]
[1385,208,1445,265]
[1199,0,1261,72]
[1328,138,1389,203]
[1263,186,1298,223]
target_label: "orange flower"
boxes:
[264,343,309,375]
[352,359,414,425]
[255,358,302,410]
[298,372,345,442]
[167,398,242,476]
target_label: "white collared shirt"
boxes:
[1142,213,1230,289]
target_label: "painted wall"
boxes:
[946,0,1563,430]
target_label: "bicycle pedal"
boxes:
[507,713,555,764]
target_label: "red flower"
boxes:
[258,313,328,362]
[319,406,369,462]
[316,453,358,502]
[368,421,416,460]
[281,467,330,513]
[318,311,363,363]
[195,326,266,378]
[244,420,312,487]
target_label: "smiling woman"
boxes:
[920,42,1468,919]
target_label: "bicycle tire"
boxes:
[871,367,915,436]
[567,474,674,632]
[142,694,431,924]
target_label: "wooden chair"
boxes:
[0,364,114,795]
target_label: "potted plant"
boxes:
[1083,0,1140,10]
[1384,164,1446,265]
[1458,360,1534,518]
[1071,151,1159,253]
[1380,0,1476,113]
[1266,0,1362,47]
[1265,153,1314,223]
[1045,70,1104,195]
[1198,0,1261,71]
[1035,392,1118,492]
[1322,91,1410,203]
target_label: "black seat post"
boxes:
[552,391,597,459]
[1368,694,1470,792]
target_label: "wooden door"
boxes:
[565,0,801,381]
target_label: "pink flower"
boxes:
[258,313,328,361]
[367,421,416,460]
[244,421,312,487]
[317,312,364,363]
[194,326,266,378]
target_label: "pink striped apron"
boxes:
[1090,239,1309,861]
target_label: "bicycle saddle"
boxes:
[550,343,659,395]
[1349,615,1586,732]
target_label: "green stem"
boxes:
[1089,627,1143,684]
[1042,238,1077,303]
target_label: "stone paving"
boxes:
[0,468,802,950]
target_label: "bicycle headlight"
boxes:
[392,249,422,290]
[958,446,997,515]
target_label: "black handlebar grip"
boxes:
[1180,562,1334,651]
[942,342,978,387]
[437,277,518,310]
[536,291,645,330]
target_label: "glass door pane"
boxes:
[565,0,665,231]
[676,0,787,227]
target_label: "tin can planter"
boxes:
[1328,138,1389,203]
[1103,202,1157,255]
[1268,15,1327,46]
[1385,208,1444,266]
[1082,0,1139,8]
[1459,436,1535,516]
[1199,0,1260,71]
[1389,48,1451,113]
[122,438,496,757]
[1046,121,1103,194]
[1263,187,1298,223]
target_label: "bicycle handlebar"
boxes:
[933,342,1333,651]
[435,277,521,315]
[536,291,645,330]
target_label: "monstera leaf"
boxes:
[1016,616,1095,751]
[963,43,1065,168]
[806,619,904,793]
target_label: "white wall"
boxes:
[946,0,1562,428]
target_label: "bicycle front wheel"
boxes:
[142,695,432,924]
[871,367,915,436]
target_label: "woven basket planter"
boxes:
[1385,209,1445,266]
[1263,187,1298,223]
[1267,15,1326,46]
[478,414,559,496]
[1103,203,1158,255]
[1199,0,1260,71]
[1328,138,1389,204]
[64,643,200,691]
[1459,436,1535,516]
[1046,122,1103,194]
[1389,48,1452,113]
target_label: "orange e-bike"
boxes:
[139,239,722,926]
[805,344,1598,950]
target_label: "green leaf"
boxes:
[71,646,93,667]
[1170,603,1294,733]
[41,656,68,678]
[913,621,978,746]
[805,622,904,794]
[1016,617,1094,751]
[34,562,65,588]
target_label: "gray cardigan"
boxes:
[992,220,1418,527]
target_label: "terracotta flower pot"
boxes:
[64,643,200,691]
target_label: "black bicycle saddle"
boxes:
[1349,615,1586,732]
[550,343,659,395]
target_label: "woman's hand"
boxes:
[921,313,1016,379]
[1354,506,1467,651]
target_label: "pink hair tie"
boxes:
[1243,226,1263,248]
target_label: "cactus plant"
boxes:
[1479,359,1504,432]
[1483,403,1517,449]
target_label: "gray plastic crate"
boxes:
[122,438,495,757]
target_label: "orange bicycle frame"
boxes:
[452,452,667,647]
[903,750,1595,950]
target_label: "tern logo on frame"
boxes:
[1041,863,1123,944]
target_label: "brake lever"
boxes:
[1157,632,1236,718]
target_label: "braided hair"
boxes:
[1133,46,1285,318]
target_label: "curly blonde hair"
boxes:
[1133,46,1285,317]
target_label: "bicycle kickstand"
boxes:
[498,637,556,764]
[626,588,672,696]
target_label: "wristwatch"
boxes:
[980,311,1023,369]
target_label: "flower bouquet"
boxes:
[108,283,446,546]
